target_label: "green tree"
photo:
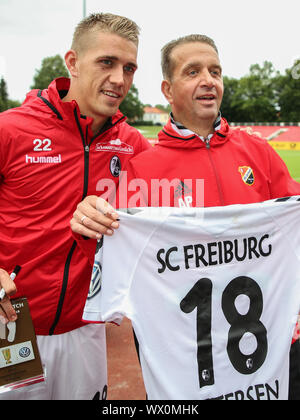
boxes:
[220,76,240,122]
[0,77,20,111]
[276,59,300,121]
[119,84,144,121]
[0,77,9,112]
[155,104,171,113]
[231,61,279,122]
[31,55,69,90]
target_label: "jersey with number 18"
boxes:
[83,197,300,400]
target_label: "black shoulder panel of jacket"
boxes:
[37,90,63,121]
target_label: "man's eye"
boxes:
[124,66,136,73]
[101,60,112,66]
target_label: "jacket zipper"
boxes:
[205,138,225,206]
[49,242,77,335]
[49,110,125,334]
[48,112,91,335]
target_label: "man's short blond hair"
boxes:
[161,34,219,81]
[71,13,140,53]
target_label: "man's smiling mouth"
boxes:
[101,90,121,99]
[197,94,216,101]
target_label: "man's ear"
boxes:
[64,50,79,78]
[161,79,173,105]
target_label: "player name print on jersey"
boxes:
[83,197,300,400]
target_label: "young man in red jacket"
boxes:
[71,34,300,399]
[0,13,150,399]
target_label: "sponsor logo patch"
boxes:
[25,154,62,164]
[88,261,102,299]
[19,347,31,358]
[95,139,134,154]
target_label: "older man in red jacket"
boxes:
[72,34,300,237]
[71,34,300,400]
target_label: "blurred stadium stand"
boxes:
[230,124,300,142]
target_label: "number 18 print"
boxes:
[181,276,268,389]
[83,199,300,400]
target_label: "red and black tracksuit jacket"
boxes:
[0,77,150,335]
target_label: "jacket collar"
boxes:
[158,114,230,149]
[169,111,222,141]
[36,77,126,129]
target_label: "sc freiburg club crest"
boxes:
[239,166,255,186]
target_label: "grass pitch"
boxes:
[277,150,300,182]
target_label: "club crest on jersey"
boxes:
[87,261,102,299]
[239,166,255,186]
[110,156,121,177]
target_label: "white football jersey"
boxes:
[83,197,300,400]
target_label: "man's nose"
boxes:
[199,69,215,88]
[110,66,125,86]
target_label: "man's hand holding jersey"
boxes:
[0,269,18,324]
[70,196,119,240]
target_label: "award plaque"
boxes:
[0,297,44,392]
